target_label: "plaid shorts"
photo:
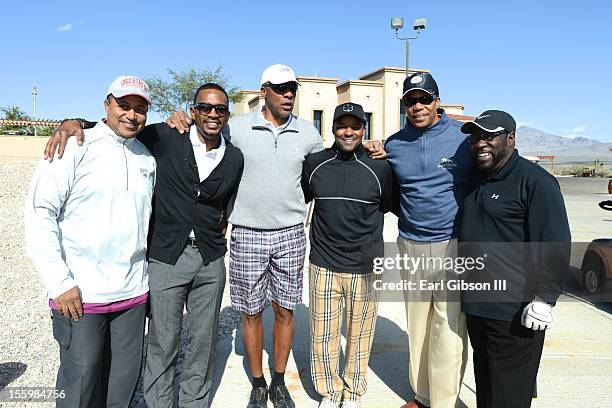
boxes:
[229,224,306,315]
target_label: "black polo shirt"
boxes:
[138,123,243,265]
[301,144,396,273]
[459,150,571,321]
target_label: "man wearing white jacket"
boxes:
[25,75,156,408]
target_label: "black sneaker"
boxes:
[247,386,268,408]
[269,384,295,408]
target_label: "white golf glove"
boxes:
[521,297,553,330]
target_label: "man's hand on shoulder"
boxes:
[165,110,192,134]
[363,140,387,160]
[45,120,85,161]
[54,286,83,321]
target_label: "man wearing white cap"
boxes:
[42,82,245,408]
[25,75,155,407]
[228,64,323,408]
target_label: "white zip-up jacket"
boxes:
[25,122,156,302]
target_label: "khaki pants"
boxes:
[309,264,378,405]
[397,236,468,407]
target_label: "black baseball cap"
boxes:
[333,102,367,123]
[402,73,439,97]
[461,110,517,134]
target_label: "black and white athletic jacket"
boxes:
[301,144,396,273]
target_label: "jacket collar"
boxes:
[189,124,225,153]
[250,109,299,133]
[331,142,366,161]
[96,121,137,146]
[403,108,451,138]
[488,149,519,181]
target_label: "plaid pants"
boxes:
[309,264,378,405]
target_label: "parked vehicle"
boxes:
[580,200,612,300]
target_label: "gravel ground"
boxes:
[0,160,242,408]
[0,161,57,408]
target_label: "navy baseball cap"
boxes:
[333,102,367,123]
[461,110,517,134]
[402,73,439,97]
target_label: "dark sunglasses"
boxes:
[403,94,437,107]
[265,82,298,95]
[192,103,229,116]
[467,130,510,143]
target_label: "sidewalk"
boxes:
[173,201,612,408]
[204,293,612,407]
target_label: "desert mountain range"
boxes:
[516,126,612,163]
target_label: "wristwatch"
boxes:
[75,118,97,130]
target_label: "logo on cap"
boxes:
[120,76,149,91]
[342,104,354,112]
[410,76,423,84]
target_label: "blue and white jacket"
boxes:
[385,110,476,242]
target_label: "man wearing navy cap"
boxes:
[383,72,474,408]
[302,102,395,408]
[459,110,570,408]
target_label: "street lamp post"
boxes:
[32,84,37,137]
[390,17,427,77]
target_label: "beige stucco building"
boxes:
[234,67,470,147]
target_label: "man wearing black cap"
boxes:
[382,72,475,408]
[301,102,395,408]
[459,110,570,408]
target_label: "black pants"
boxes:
[466,314,545,408]
[52,303,146,408]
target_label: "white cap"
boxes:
[106,75,151,105]
[260,64,299,86]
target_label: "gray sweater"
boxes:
[226,110,323,229]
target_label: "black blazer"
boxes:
[138,123,243,265]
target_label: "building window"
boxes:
[313,110,323,136]
[399,99,406,128]
[364,112,372,140]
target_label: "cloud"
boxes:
[571,125,588,133]
[517,120,536,128]
[57,23,72,32]
[562,125,600,138]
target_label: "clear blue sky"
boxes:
[2,0,611,140]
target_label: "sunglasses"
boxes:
[192,103,229,116]
[467,130,510,143]
[265,82,298,95]
[403,94,437,107]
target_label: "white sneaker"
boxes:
[341,401,360,408]
[318,400,337,408]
